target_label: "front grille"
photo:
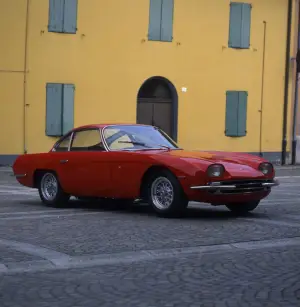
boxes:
[209,179,273,195]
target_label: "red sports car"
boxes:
[13,124,279,217]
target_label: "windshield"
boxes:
[102,125,180,151]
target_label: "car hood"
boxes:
[157,150,266,170]
[163,150,264,164]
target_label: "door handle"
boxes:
[60,159,69,164]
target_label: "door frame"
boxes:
[136,76,178,141]
[52,128,112,197]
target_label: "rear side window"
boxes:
[70,129,105,151]
[54,134,72,152]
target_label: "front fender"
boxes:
[149,154,212,191]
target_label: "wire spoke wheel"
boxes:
[40,173,58,201]
[151,176,174,210]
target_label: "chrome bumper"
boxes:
[14,173,27,178]
[190,178,279,193]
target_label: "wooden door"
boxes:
[137,101,154,126]
[137,98,172,137]
[152,102,172,137]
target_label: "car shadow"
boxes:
[19,199,259,220]
[125,203,258,220]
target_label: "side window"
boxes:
[54,134,72,152]
[70,129,105,151]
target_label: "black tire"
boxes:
[225,200,260,215]
[38,171,70,207]
[147,169,188,218]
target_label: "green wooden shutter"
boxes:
[63,0,78,33]
[228,2,251,49]
[237,91,248,136]
[240,4,251,49]
[225,91,239,137]
[46,83,63,136]
[62,84,75,134]
[148,0,163,41]
[161,0,174,42]
[225,91,248,137]
[48,0,64,32]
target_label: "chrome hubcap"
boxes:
[41,173,58,201]
[151,177,174,210]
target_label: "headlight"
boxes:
[207,164,225,177]
[259,162,273,175]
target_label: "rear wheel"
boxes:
[38,172,70,207]
[225,200,260,215]
[147,169,188,218]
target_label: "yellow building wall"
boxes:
[0,0,26,155]
[0,0,297,159]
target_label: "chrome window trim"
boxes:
[101,125,114,152]
[68,132,74,151]
[99,127,110,152]
[52,132,73,152]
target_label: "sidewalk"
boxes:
[273,165,300,177]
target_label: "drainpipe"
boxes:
[23,0,30,154]
[259,21,267,157]
[281,0,293,165]
[291,2,300,165]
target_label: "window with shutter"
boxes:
[148,0,174,42]
[46,83,75,137]
[225,91,248,137]
[228,2,251,49]
[48,0,78,34]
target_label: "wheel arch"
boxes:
[139,164,177,200]
[33,169,58,188]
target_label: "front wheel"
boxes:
[38,172,70,207]
[147,170,188,218]
[225,200,260,215]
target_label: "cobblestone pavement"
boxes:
[0,169,299,307]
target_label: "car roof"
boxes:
[72,123,153,130]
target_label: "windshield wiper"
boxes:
[157,144,183,150]
[118,141,150,148]
[157,145,171,150]
[118,141,180,151]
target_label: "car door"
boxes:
[102,126,148,199]
[49,132,77,194]
[57,128,112,197]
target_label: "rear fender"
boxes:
[12,153,54,188]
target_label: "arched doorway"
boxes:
[136,76,178,141]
